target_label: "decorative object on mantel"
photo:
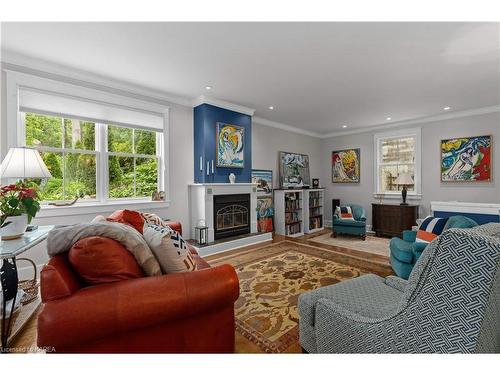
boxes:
[312,178,320,188]
[278,151,310,188]
[394,173,414,205]
[195,220,208,246]
[229,173,236,184]
[441,135,491,182]
[216,122,244,168]
[332,148,360,183]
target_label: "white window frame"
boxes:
[4,70,171,216]
[373,127,422,200]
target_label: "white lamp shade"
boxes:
[395,172,414,185]
[0,147,52,178]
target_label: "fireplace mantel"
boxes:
[188,183,259,242]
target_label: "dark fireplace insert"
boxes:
[213,194,251,240]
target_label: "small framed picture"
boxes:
[312,178,320,188]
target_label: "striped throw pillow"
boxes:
[336,206,355,220]
[416,216,449,243]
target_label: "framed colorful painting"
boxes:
[332,148,360,183]
[216,122,244,168]
[278,151,311,188]
[257,196,274,233]
[441,135,492,182]
[252,169,273,194]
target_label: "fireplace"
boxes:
[213,194,251,240]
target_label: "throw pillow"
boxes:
[336,206,355,220]
[69,236,144,284]
[143,224,197,274]
[107,209,145,234]
[416,216,449,243]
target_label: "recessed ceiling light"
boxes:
[205,85,212,90]
[342,125,348,128]
[443,106,451,111]
[386,117,392,121]
[268,106,274,110]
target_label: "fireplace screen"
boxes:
[216,204,249,230]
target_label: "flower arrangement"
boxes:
[0,182,41,225]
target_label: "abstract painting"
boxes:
[279,151,310,188]
[332,148,360,183]
[216,122,244,168]
[257,196,274,233]
[441,135,492,182]
[252,169,273,194]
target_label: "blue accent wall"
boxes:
[434,211,500,225]
[193,104,252,183]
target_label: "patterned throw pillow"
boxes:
[416,216,449,243]
[336,206,355,220]
[141,212,166,227]
[143,224,197,274]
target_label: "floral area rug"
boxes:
[208,241,366,353]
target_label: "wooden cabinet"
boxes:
[372,203,418,238]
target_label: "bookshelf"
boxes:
[274,189,304,237]
[304,189,325,233]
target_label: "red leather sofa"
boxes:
[37,221,240,353]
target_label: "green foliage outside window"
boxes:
[24,113,159,201]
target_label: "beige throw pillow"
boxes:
[143,224,197,274]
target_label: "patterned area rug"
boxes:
[208,241,367,353]
[309,233,391,258]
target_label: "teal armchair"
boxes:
[332,204,367,240]
[389,215,478,279]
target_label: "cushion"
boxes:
[335,206,355,220]
[416,216,448,243]
[333,218,366,227]
[68,236,144,285]
[107,209,145,234]
[389,237,414,263]
[143,224,197,274]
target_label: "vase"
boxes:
[0,214,28,240]
[229,173,236,184]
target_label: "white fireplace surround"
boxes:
[188,183,259,243]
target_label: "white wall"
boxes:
[252,123,322,188]
[321,111,500,226]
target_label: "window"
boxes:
[374,128,421,197]
[23,112,161,202]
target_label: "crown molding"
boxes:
[252,116,322,137]
[192,95,255,116]
[1,50,193,108]
[322,105,500,138]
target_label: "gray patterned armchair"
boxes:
[298,224,500,353]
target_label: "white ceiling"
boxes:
[2,22,499,135]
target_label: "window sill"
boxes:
[36,199,171,218]
[373,192,422,200]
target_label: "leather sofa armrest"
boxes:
[38,264,239,348]
[402,230,417,242]
[412,242,428,260]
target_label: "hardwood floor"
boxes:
[10,229,392,353]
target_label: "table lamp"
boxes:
[0,147,52,179]
[394,172,414,205]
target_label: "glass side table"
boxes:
[0,225,54,351]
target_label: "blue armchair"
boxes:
[332,204,366,240]
[389,215,478,279]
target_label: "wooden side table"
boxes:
[372,203,418,238]
[0,225,54,352]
